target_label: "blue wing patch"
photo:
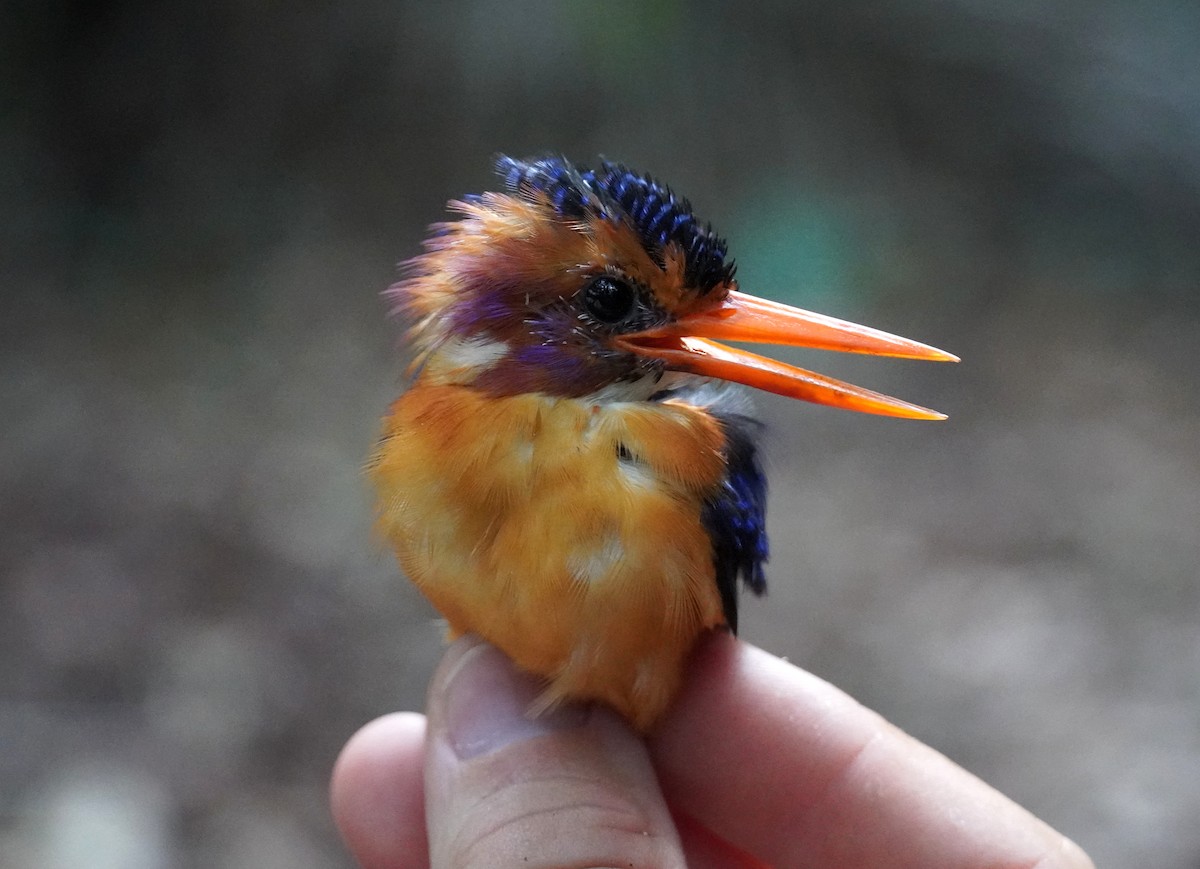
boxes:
[701,411,768,633]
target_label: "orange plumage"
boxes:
[374,387,727,729]
[372,157,954,730]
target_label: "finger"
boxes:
[331,712,429,869]
[649,633,1094,869]
[674,809,773,869]
[424,636,686,869]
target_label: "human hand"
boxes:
[331,633,1093,868]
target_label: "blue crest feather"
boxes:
[495,155,735,293]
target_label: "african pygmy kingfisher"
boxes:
[371,156,956,731]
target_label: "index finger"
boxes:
[648,633,1093,869]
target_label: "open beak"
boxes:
[617,290,958,420]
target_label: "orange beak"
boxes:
[617,290,958,420]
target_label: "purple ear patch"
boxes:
[510,342,582,370]
[449,285,522,335]
[473,340,626,398]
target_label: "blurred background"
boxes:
[3,1,1199,866]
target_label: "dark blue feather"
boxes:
[701,411,769,633]
[495,155,735,294]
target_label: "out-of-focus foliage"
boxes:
[3,2,1198,867]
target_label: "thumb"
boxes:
[424,636,686,869]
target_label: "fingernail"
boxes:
[442,642,589,760]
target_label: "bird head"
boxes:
[391,156,956,417]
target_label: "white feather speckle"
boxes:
[438,337,509,374]
[567,534,625,585]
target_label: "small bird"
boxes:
[371,156,956,731]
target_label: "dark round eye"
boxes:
[583,276,637,323]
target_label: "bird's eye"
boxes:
[583,276,637,324]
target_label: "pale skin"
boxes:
[331,633,1095,869]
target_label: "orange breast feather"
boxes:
[371,382,729,730]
